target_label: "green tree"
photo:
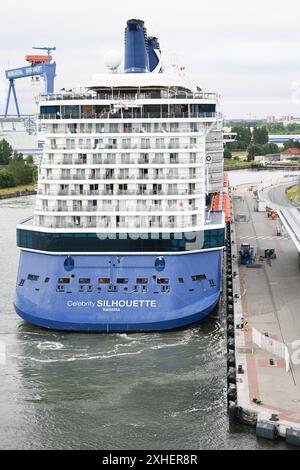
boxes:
[247,144,263,161]
[0,139,13,165]
[32,165,38,184]
[231,126,252,145]
[261,143,280,154]
[0,168,16,188]
[7,160,33,185]
[285,123,300,134]
[252,126,268,145]
[266,122,286,134]
[12,150,23,161]
[25,154,34,164]
[282,139,300,150]
[224,146,232,159]
[247,142,280,161]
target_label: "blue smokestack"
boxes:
[124,19,149,73]
[147,36,162,72]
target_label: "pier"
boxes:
[228,182,300,446]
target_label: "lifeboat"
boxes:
[25,55,52,65]
[211,173,232,222]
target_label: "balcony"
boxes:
[34,204,199,214]
[42,157,199,166]
[38,188,202,197]
[46,126,201,135]
[40,173,201,182]
[44,143,201,151]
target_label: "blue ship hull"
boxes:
[14,250,222,332]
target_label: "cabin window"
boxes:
[27,274,39,281]
[157,278,169,285]
[79,278,91,284]
[58,278,70,284]
[117,278,128,284]
[192,275,206,281]
[136,278,148,284]
[99,278,110,284]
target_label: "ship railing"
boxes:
[44,143,201,151]
[34,205,200,214]
[43,174,201,181]
[39,91,219,102]
[39,112,220,120]
[38,189,202,197]
[39,219,201,229]
[46,127,201,135]
[42,158,199,166]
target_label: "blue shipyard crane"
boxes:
[4,46,56,117]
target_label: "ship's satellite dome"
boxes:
[104,50,122,71]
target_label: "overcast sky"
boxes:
[1,0,300,118]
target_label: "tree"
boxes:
[247,142,280,161]
[32,165,38,184]
[231,126,252,145]
[25,155,34,164]
[0,139,13,165]
[261,143,280,154]
[7,160,33,185]
[252,126,268,145]
[12,150,23,161]
[266,122,286,134]
[247,144,263,161]
[282,139,300,150]
[224,146,232,159]
[0,169,16,188]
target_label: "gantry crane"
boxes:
[4,46,56,117]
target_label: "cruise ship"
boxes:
[14,19,225,331]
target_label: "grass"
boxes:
[224,159,254,169]
[232,151,248,158]
[0,183,35,196]
[286,185,300,204]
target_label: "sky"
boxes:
[1,0,300,119]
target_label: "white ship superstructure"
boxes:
[34,74,223,232]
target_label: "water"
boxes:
[228,168,300,187]
[0,176,290,450]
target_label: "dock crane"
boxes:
[4,46,56,117]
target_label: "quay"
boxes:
[228,182,300,446]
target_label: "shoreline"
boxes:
[0,189,37,200]
[225,164,300,171]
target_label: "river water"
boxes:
[0,170,292,450]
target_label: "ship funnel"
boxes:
[124,19,150,73]
[147,36,162,73]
